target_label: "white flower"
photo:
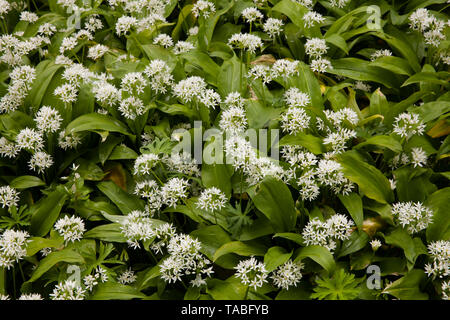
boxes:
[34,106,63,133]
[219,106,248,134]
[326,213,354,240]
[54,216,86,243]
[302,218,336,251]
[28,151,54,174]
[173,76,207,103]
[330,0,350,8]
[324,107,359,127]
[280,106,311,134]
[371,49,392,61]
[0,229,30,269]
[153,33,174,48]
[0,138,20,158]
[299,179,320,201]
[62,64,91,87]
[393,112,425,139]
[284,88,310,107]
[224,92,245,108]
[200,89,221,108]
[16,128,44,152]
[116,16,137,36]
[271,260,304,290]
[54,83,78,104]
[0,0,11,16]
[409,8,434,33]
[118,96,146,120]
[134,153,160,175]
[323,128,357,153]
[192,0,216,18]
[59,36,78,54]
[242,7,263,23]
[161,177,190,208]
[271,59,299,79]
[50,280,86,300]
[20,11,39,23]
[315,159,348,189]
[165,152,200,177]
[0,186,19,209]
[410,147,427,167]
[188,26,199,36]
[234,257,268,290]
[228,33,263,53]
[247,64,272,84]
[92,80,119,107]
[303,11,325,28]
[87,44,109,60]
[305,38,328,58]
[19,293,43,300]
[173,41,195,55]
[424,240,449,278]
[391,202,433,234]
[310,58,332,73]
[354,81,371,92]
[58,131,82,150]
[197,187,227,212]
[370,239,382,251]
[263,18,284,38]
[120,210,155,248]
[121,72,148,95]
[83,274,99,291]
[144,59,174,94]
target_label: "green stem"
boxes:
[18,262,25,282]
[0,267,5,295]
[12,267,16,300]
[150,168,164,185]
[244,285,250,300]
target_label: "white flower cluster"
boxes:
[271,260,304,290]
[424,240,449,279]
[117,268,137,284]
[391,202,433,234]
[393,112,426,139]
[371,49,392,61]
[305,38,332,73]
[390,147,428,169]
[248,59,299,84]
[303,11,325,28]
[0,65,36,113]
[263,18,284,38]
[197,187,227,212]
[0,186,20,208]
[228,33,263,53]
[192,0,216,18]
[409,8,447,47]
[120,210,156,249]
[0,229,30,269]
[234,257,268,290]
[242,7,263,23]
[302,214,354,252]
[173,76,221,108]
[50,279,86,300]
[54,216,86,243]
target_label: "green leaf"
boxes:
[425,188,450,241]
[382,269,428,300]
[410,101,450,123]
[29,187,68,236]
[383,228,427,270]
[97,181,145,214]
[65,113,133,137]
[9,176,46,189]
[264,246,292,272]
[201,164,233,198]
[26,236,64,257]
[213,241,266,262]
[311,269,362,300]
[249,177,297,232]
[369,56,414,76]
[294,246,336,274]
[84,223,127,243]
[206,278,245,300]
[90,282,147,300]
[274,232,304,245]
[338,193,363,229]
[355,135,402,153]
[278,133,326,154]
[217,55,246,96]
[336,151,394,204]
[337,232,369,258]
[394,167,437,203]
[28,249,85,282]
[109,144,139,160]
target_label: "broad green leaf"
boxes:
[84,223,127,243]
[90,282,147,300]
[201,164,233,198]
[425,188,450,241]
[264,246,292,272]
[382,269,428,300]
[217,55,246,96]
[336,151,394,204]
[97,181,145,214]
[383,228,427,270]
[65,113,133,137]
[294,246,336,274]
[278,133,325,154]
[26,236,64,257]
[273,232,304,245]
[29,187,68,236]
[249,177,297,232]
[213,240,266,262]
[207,278,245,300]
[338,193,363,228]
[9,176,45,189]
[28,249,85,282]
[355,135,402,153]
